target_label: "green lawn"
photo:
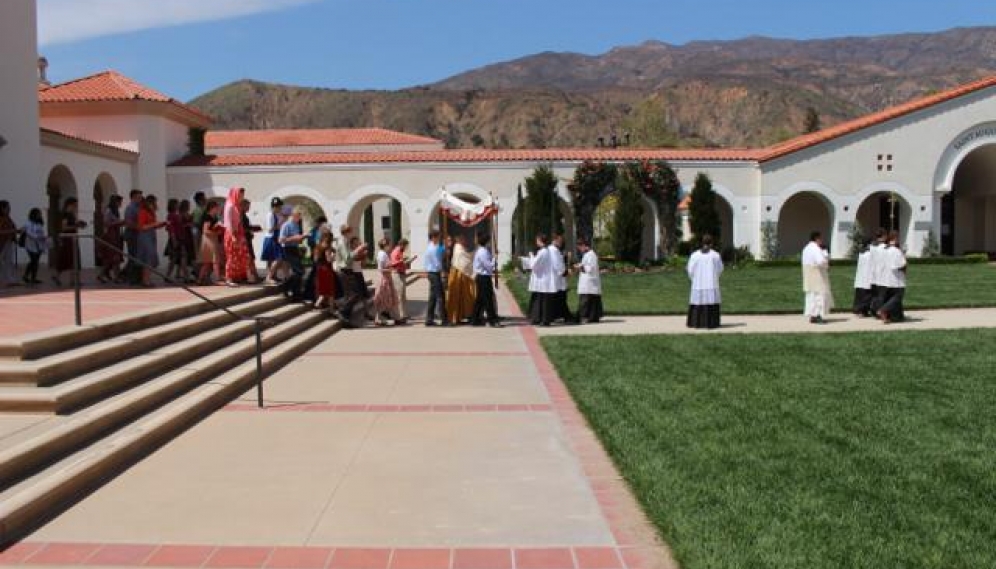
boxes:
[506,263,996,315]
[543,331,996,569]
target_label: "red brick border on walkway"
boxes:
[1,544,656,569]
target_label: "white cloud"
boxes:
[38,0,320,46]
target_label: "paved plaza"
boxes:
[2,275,994,568]
[0,281,673,569]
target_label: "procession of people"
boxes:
[0,190,914,331]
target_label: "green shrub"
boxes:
[722,245,755,267]
[760,220,779,260]
[921,229,941,258]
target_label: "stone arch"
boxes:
[588,185,659,261]
[46,165,78,264]
[92,172,118,264]
[943,142,996,255]
[342,185,413,245]
[709,184,739,248]
[776,190,836,257]
[933,121,996,193]
[853,183,915,249]
[263,185,333,232]
[511,183,576,255]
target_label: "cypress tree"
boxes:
[613,171,645,264]
[688,172,722,247]
[523,166,561,240]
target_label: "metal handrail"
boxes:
[59,232,272,407]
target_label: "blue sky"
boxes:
[38,0,996,102]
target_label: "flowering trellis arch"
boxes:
[569,159,682,256]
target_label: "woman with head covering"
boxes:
[222,187,253,286]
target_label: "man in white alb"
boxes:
[802,231,833,324]
[687,235,724,329]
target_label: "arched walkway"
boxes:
[855,191,911,242]
[943,143,996,255]
[46,165,78,267]
[284,195,329,232]
[92,173,117,264]
[509,196,576,255]
[777,191,834,257]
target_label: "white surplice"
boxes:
[882,246,907,288]
[687,248,724,305]
[577,250,601,295]
[854,250,873,290]
[869,242,888,287]
[548,244,567,292]
[802,241,833,317]
[528,247,556,294]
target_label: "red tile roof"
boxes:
[40,128,139,159]
[38,70,211,123]
[171,147,763,168]
[760,74,996,162]
[206,128,443,148]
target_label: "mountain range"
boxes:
[190,26,996,150]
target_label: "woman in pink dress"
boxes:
[372,237,401,325]
[222,187,252,286]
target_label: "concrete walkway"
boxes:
[536,307,996,337]
[0,281,675,569]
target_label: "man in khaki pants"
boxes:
[389,238,415,323]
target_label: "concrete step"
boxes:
[0,286,272,361]
[0,309,335,494]
[0,302,310,414]
[0,315,341,547]
[0,294,287,387]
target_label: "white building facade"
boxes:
[4,0,996,268]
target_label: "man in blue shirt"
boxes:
[278,207,307,299]
[471,233,501,327]
[122,189,143,285]
[423,230,449,326]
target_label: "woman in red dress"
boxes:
[222,187,251,286]
[313,230,336,309]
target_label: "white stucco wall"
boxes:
[39,145,135,267]
[0,0,41,222]
[760,85,996,257]
[41,114,189,197]
[168,159,762,266]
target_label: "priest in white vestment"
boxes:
[547,234,575,324]
[852,239,873,316]
[575,237,603,323]
[527,234,555,325]
[868,228,888,312]
[802,231,833,324]
[878,230,907,323]
[686,235,724,329]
